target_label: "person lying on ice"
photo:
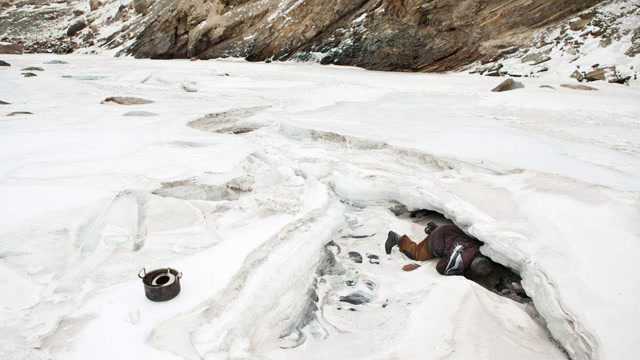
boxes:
[385,222,492,276]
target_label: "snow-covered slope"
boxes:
[0,55,639,360]
[470,0,640,85]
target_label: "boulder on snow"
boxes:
[44,60,68,65]
[21,66,44,72]
[569,17,590,31]
[0,42,23,54]
[521,52,551,65]
[0,60,11,67]
[101,96,154,105]
[570,69,585,81]
[584,68,605,81]
[0,100,10,105]
[67,18,88,37]
[22,72,37,77]
[560,84,598,91]
[608,75,631,85]
[491,78,524,92]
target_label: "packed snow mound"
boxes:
[0,55,639,360]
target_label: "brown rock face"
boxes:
[128,0,603,71]
[0,42,23,54]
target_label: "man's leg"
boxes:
[398,235,434,261]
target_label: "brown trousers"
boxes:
[399,235,435,261]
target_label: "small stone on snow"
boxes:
[101,97,154,105]
[491,78,524,92]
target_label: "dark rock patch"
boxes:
[492,78,524,92]
[22,72,37,78]
[347,251,363,264]
[608,75,631,85]
[0,100,10,105]
[539,85,556,89]
[218,126,257,135]
[0,60,10,67]
[101,96,154,105]
[67,18,88,37]
[181,83,197,93]
[367,254,380,264]
[21,66,44,71]
[44,60,68,65]
[7,111,33,116]
[363,280,376,291]
[339,291,371,305]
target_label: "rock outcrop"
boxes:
[128,0,603,71]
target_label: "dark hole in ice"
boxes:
[340,292,371,305]
[348,251,363,263]
[392,206,531,304]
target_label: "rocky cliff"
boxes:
[128,0,604,71]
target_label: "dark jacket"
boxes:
[428,224,481,275]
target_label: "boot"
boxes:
[385,231,400,254]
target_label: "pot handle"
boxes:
[138,268,146,279]
[177,271,183,279]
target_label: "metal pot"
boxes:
[138,267,182,302]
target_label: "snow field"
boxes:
[1,54,639,360]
